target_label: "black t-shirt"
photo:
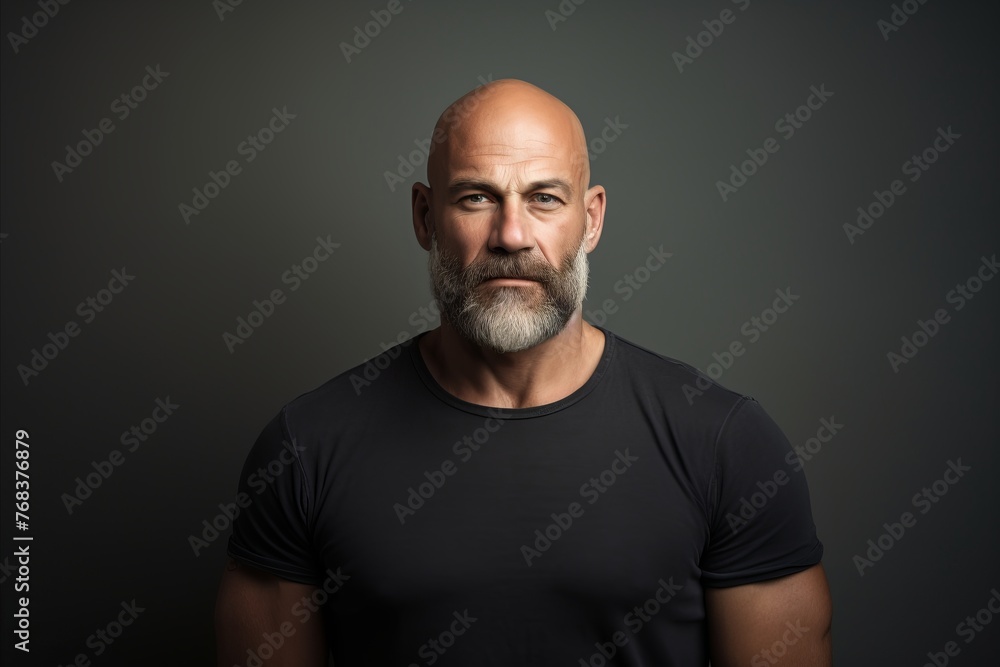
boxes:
[227,326,823,665]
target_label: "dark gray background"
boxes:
[2,1,997,665]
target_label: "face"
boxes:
[422,94,596,353]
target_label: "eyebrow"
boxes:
[447,178,574,197]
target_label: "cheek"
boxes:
[436,238,484,272]
[441,220,492,260]
[538,225,586,266]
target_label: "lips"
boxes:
[483,276,539,282]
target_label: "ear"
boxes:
[412,182,433,251]
[583,184,607,252]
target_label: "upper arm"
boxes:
[215,558,329,667]
[705,562,832,667]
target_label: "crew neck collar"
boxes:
[406,326,616,419]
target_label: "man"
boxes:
[216,79,832,666]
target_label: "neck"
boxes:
[418,311,604,409]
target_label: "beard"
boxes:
[428,232,590,354]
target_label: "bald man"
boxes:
[215,79,832,666]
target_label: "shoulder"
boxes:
[604,327,753,424]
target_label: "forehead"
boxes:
[442,114,585,185]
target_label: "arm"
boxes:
[705,562,832,667]
[215,558,329,667]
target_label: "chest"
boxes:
[309,414,711,619]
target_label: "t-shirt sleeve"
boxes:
[226,406,323,585]
[700,396,823,587]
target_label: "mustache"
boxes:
[463,253,558,284]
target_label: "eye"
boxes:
[532,193,562,206]
[461,194,491,204]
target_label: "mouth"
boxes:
[482,277,540,285]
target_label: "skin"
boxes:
[214,558,326,666]
[707,563,832,666]
[215,78,832,666]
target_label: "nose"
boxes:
[488,198,535,254]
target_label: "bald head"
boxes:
[426,79,591,194]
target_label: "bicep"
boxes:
[705,563,832,667]
[215,558,328,667]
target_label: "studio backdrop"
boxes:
[1,1,997,665]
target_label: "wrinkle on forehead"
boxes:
[427,79,590,193]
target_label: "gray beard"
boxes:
[428,233,589,354]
